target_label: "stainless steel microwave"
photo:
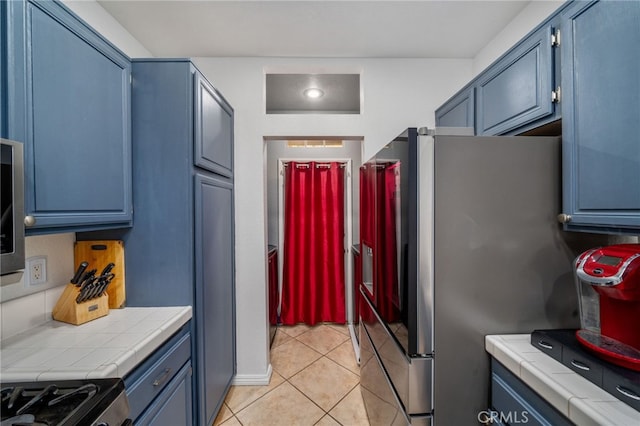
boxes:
[1,138,25,275]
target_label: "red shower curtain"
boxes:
[376,162,401,322]
[358,161,401,323]
[280,161,346,325]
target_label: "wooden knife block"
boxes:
[52,284,109,325]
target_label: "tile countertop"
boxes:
[0,306,192,382]
[486,334,640,426]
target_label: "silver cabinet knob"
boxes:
[24,215,36,227]
[557,213,572,224]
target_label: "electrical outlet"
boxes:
[26,256,47,286]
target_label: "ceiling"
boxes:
[97,0,532,58]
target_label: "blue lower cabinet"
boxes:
[3,0,132,232]
[125,326,193,425]
[135,363,193,426]
[491,359,571,426]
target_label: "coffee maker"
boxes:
[575,243,640,371]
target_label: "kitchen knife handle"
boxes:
[76,277,95,303]
[71,262,89,285]
[94,274,114,298]
[76,286,88,304]
[100,262,116,276]
[79,269,97,287]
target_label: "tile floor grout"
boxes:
[214,323,369,426]
[287,360,359,415]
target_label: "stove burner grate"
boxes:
[1,378,127,426]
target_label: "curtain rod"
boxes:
[283,162,347,169]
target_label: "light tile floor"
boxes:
[213,324,369,426]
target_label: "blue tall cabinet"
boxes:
[129,59,234,425]
[84,59,236,425]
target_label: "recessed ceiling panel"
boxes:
[266,74,360,114]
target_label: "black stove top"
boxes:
[1,378,128,426]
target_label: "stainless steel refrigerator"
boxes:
[358,128,581,425]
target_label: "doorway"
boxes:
[265,138,361,342]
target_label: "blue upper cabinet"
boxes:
[3,0,132,233]
[194,72,234,178]
[476,23,557,136]
[435,86,475,131]
[559,0,640,233]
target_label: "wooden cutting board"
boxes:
[74,240,126,309]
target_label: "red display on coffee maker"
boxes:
[574,244,640,371]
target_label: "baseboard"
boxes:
[231,364,273,386]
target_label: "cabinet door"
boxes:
[435,87,475,131]
[560,0,640,232]
[125,329,192,422]
[5,0,132,231]
[194,173,235,425]
[491,359,572,426]
[194,72,234,178]
[476,24,555,135]
[135,362,193,426]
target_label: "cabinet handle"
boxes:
[570,360,590,371]
[616,386,640,401]
[152,368,172,387]
[551,86,561,103]
[557,213,572,224]
[537,340,553,350]
[24,216,36,227]
[551,29,561,47]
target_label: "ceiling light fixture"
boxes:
[303,88,324,99]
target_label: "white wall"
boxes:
[62,0,152,58]
[472,0,566,76]
[0,234,75,339]
[193,57,472,380]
